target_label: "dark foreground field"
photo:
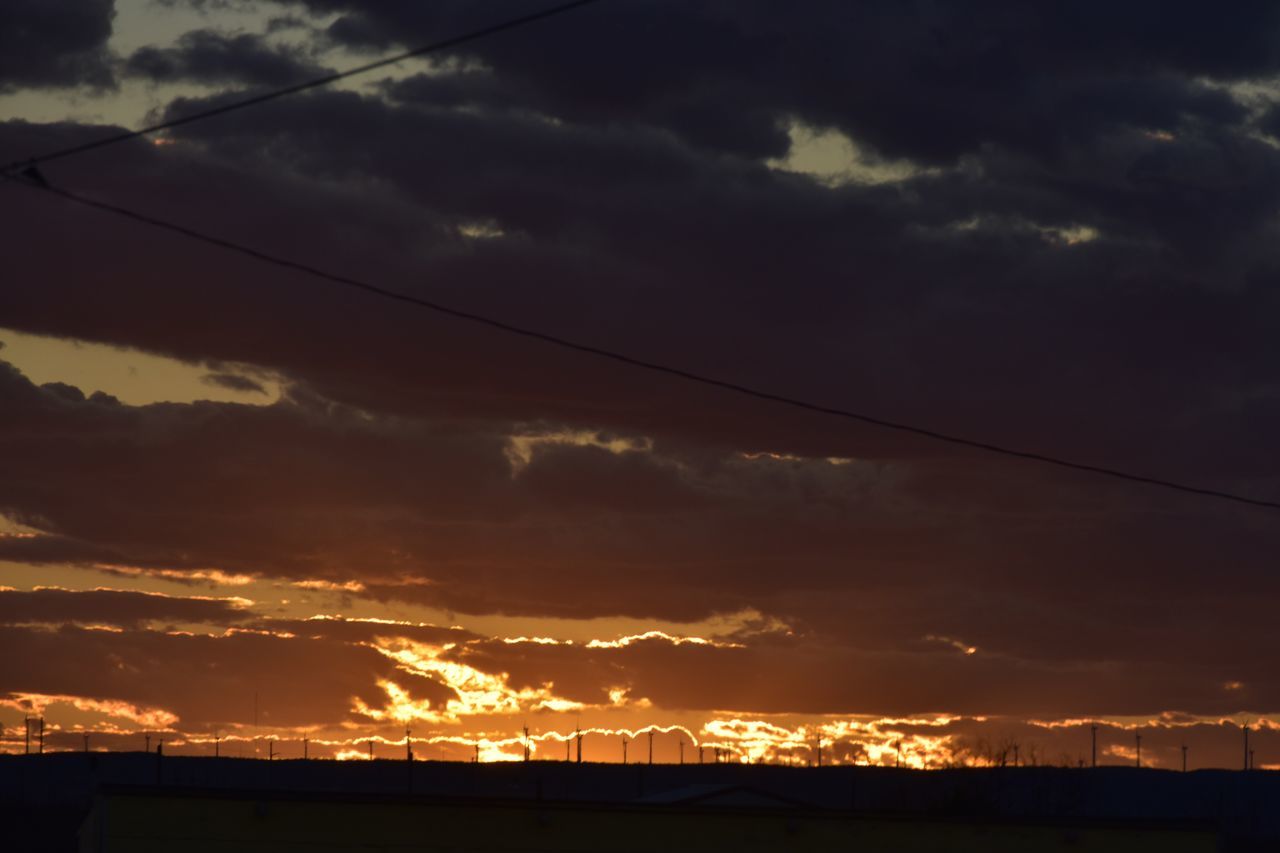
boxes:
[2,753,1275,851]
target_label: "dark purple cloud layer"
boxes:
[1,1,1278,723]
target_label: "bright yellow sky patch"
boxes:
[0,326,280,406]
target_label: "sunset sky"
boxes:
[1,0,1279,770]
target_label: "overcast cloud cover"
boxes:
[1,0,1278,768]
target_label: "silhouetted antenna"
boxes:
[1182,744,1188,772]
[1243,722,1250,771]
[1091,724,1098,768]
[648,730,654,765]
[1135,734,1141,768]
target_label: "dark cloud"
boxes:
[1,357,1278,718]
[0,623,452,728]
[0,533,124,565]
[453,635,1277,718]
[304,1,1271,164]
[0,0,115,92]
[200,371,267,394]
[124,29,329,87]
[0,588,249,629]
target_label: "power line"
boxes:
[7,173,1278,512]
[0,0,601,176]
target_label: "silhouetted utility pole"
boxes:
[1182,744,1188,772]
[1091,724,1098,768]
[648,730,654,765]
[1135,734,1141,768]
